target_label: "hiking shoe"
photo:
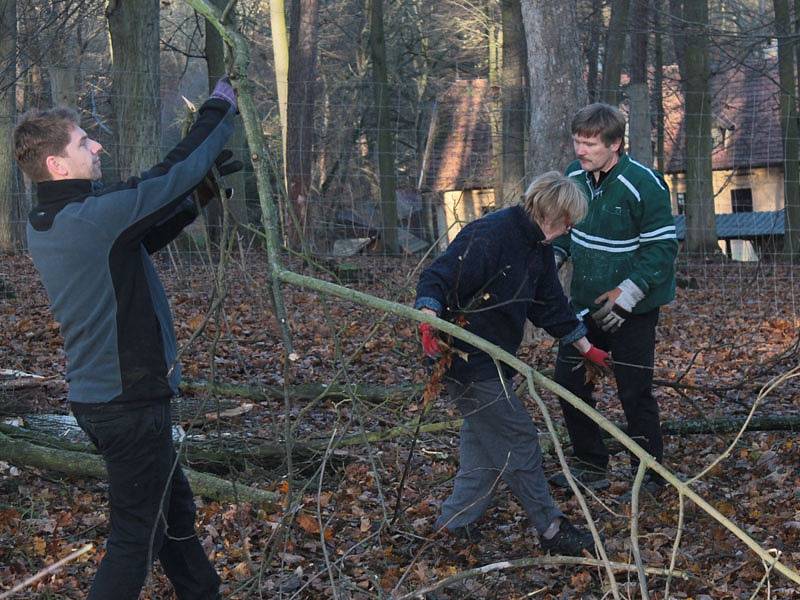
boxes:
[549,466,610,491]
[618,473,667,503]
[540,519,596,556]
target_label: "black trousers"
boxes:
[75,401,220,600]
[554,308,663,473]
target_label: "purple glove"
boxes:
[210,76,237,111]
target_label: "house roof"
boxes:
[673,210,784,240]
[422,63,785,187]
[421,79,496,192]
[663,61,784,173]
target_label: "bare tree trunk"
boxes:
[584,0,603,103]
[269,0,289,197]
[0,0,18,253]
[653,0,665,172]
[204,0,248,236]
[521,0,588,173]
[600,0,630,105]
[628,0,652,165]
[106,0,161,180]
[500,0,527,205]
[488,1,503,202]
[369,0,398,254]
[681,0,718,254]
[47,28,79,109]
[286,0,320,249]
[775,0,800,256]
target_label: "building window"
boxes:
[731,188,753,213]
[676,192,685,215]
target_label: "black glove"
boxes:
[195,149,243,207]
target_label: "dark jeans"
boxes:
[74,401,220,600]
[554,308,663,474]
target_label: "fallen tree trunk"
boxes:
[0,431,278,506]
[180,380,418,403]
[4,412,799,471]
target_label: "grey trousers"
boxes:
[435,378,564,535]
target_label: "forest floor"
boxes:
[1,250,799,599]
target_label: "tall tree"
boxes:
[269,0,289,196]
[775,0,800,256]
[653,0,665,172]
[584,0,603,103]
[628,0,652,164]
[286,0,320,247]
[106,0,161,179]
[500,0,527,204]
[205,0,248,232]
[369,0,398,253]
[47,30,78,108]
[676,0,718,254]
[521,0,587,173]
[600,0,630,105]
[0,0,17,252]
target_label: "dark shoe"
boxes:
[540,519,596,556]
[439,523,482,543]
[618,473,666,503]
[549,466,610,491]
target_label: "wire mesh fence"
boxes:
[2,59,800,597]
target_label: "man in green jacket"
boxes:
[551,103,678,497]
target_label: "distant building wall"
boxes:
[436,188,496,243]
[666,166,784,214]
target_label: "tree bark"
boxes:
[369,0,398,253]
[0,0,17,253]
[106,0,161,180]
[521,0,588,174]
[0,431,278,505]
[628,0,652,165]
[286,0,320,249]
[500,0,527,205]
[600,0,630,105]
[204,0,249,237]
[488,1,503,202]
[680,0,718,254]
[269,0,289,201]
[775,0,800,256]
[653,0,665,172]
[584,0,603,103]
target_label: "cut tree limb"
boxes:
[0,431,278,506]
[274,268,800,586]
[180,380,418,403]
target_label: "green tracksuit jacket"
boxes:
[553,154,678,316]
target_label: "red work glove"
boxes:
[580,345,612,369]
[419,323,441,358]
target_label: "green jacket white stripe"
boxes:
[554,153,678,315]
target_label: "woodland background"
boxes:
[0,0,799,598]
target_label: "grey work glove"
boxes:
[591,279,645,333]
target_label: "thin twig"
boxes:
[664,491,685,599]
[0,544,93,599]
[395,555,692,600]
[630,462,650,599]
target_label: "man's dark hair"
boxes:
[13,107,80,182]
[571,103,626,155]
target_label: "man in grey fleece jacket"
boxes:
[14,77,239,599]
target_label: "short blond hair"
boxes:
[521,171,587,225]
